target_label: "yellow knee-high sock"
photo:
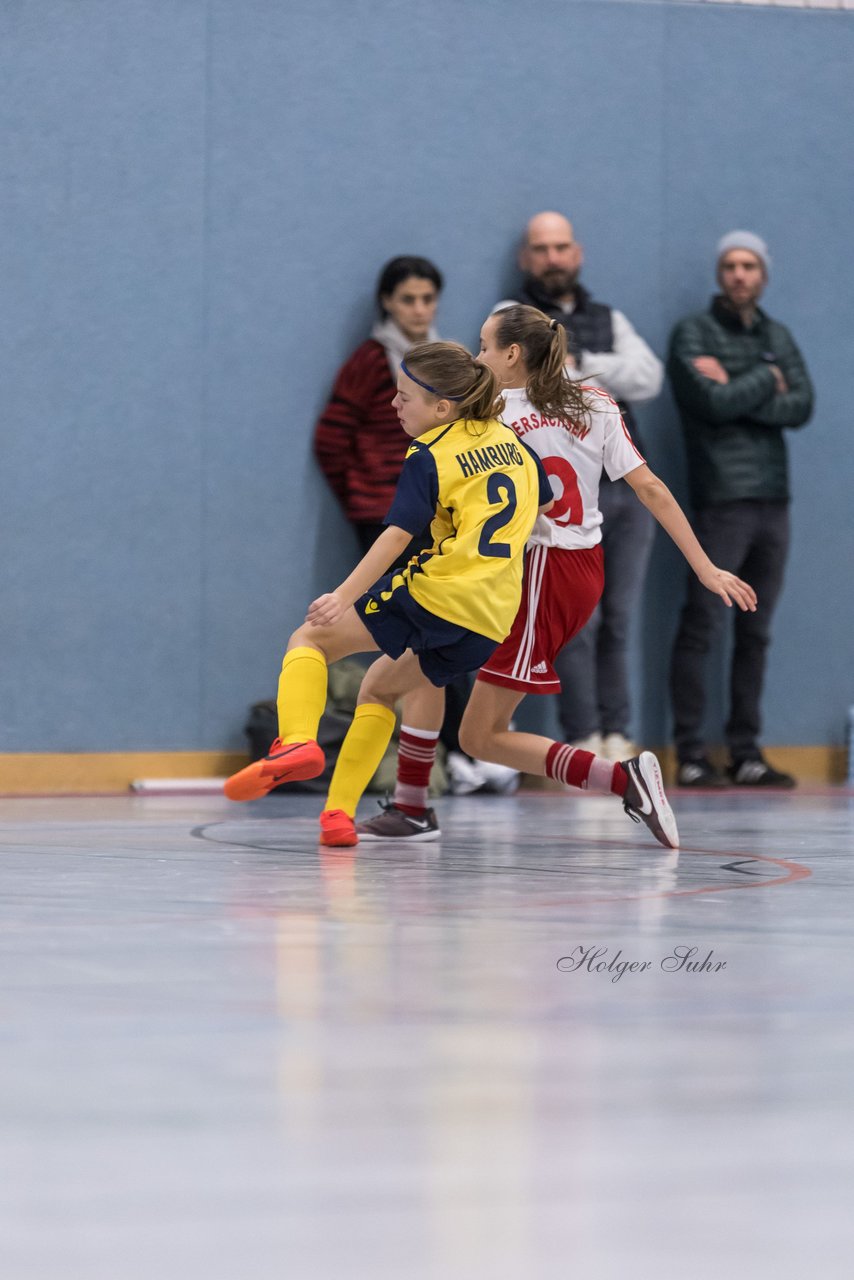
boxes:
[325,703,397,817]
[278,647,328,744]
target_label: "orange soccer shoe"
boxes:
[223,738,325,801]
[319,809,358,848]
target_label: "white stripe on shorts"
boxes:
[511,544,548,682]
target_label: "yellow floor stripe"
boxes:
[0,746,846,794]
[0,752,250,794]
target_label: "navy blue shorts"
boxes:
[355,573,498,688]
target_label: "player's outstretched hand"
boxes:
[306,592,344,627]
[698,566,757,611]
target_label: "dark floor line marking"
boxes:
[192,823,812,914]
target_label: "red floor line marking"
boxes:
[450,845,812,911]
[519,784,854,800]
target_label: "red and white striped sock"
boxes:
[394,725,439,815]
[546,741,628,796]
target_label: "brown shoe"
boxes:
[356,801,440,842]
[622,752,680,849]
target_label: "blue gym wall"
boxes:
[1,0,852,754]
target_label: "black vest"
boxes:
[514,278,642,456]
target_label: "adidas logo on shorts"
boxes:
[531,662,548,674]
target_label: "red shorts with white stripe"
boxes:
[477,542,604,694]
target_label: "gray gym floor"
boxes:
[1,785,852,1279]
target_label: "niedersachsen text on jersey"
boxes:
[508,412,591,442]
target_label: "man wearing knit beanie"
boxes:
[716,230,771,276]
[666,231,814,788]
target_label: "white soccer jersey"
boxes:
[500,385,644,550]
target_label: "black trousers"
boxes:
[669,500,790,763]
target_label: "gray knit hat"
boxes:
[716,230,771,274]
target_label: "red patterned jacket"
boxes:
[313,340,408,524]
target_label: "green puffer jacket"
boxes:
[667,297,814,507]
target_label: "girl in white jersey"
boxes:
[358,306,757,850]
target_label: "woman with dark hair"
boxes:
[313,255,444,552]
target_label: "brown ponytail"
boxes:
[492,304,590,428]
[402,341,505,429]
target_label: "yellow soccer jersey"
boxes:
[382,417,551,642]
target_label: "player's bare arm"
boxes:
[623,464,757,612]
[306,525,413,627]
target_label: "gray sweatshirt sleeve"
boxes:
[577,310,664,403]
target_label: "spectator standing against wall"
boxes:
[313,256,511,792]
[496,212,663,761]
[314,256,443,554]
[668,231,814,788]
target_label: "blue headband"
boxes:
[401,358,465,401]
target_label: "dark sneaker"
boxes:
[676,758,727,789]
[224,737,325,801]
[356,801,440,842]
[728,757,796,788]
[622,752,680,849]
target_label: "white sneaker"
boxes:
[570,732,603,754]
[447,751,487,796]
[601,732,637,762]
[474,760,521,795]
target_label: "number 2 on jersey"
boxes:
[478,471,517,559]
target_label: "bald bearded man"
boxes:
[495,211,663,760]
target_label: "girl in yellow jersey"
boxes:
[224,341,553,845]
